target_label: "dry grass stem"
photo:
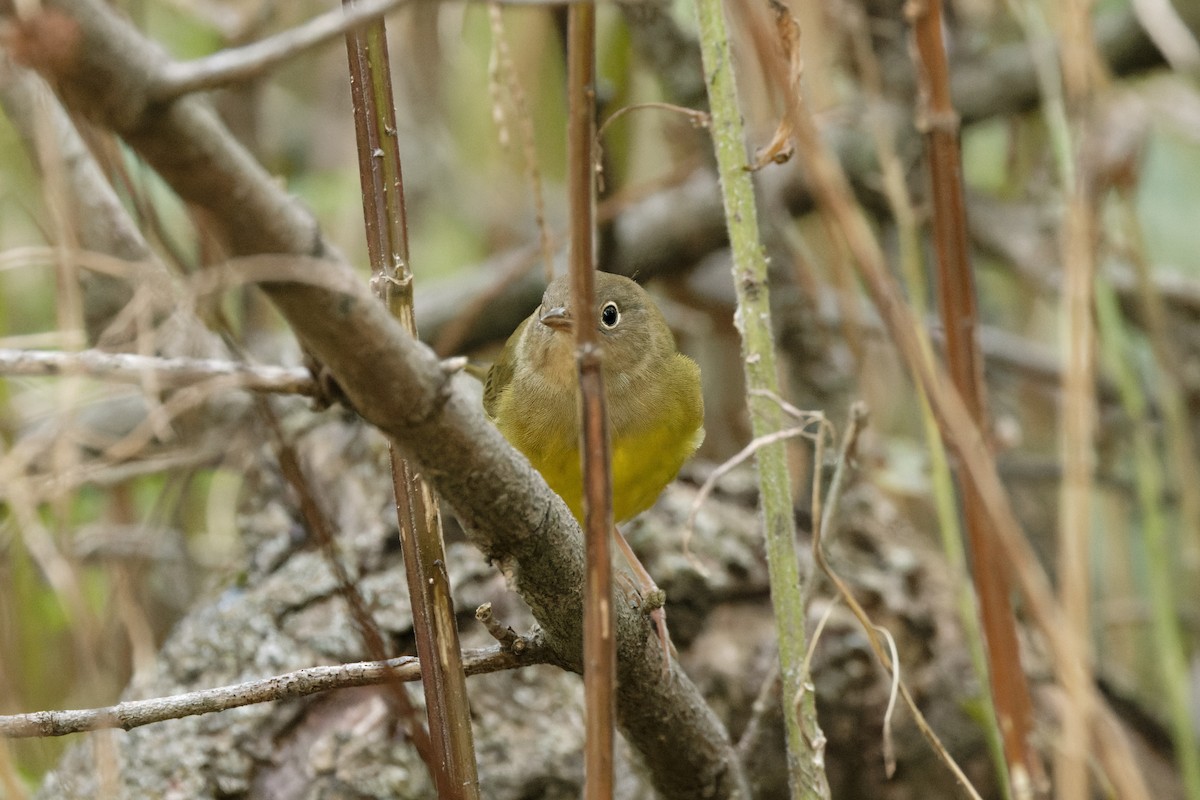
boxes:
[595,102,710,191]
[875,624,901,779]
[813,404,984,800]
[907,0,1040,787]
[487,2,556,284]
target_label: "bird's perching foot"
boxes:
[612,525,674,675]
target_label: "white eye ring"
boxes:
[600,301,620,329]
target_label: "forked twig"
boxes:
[683,389,828,568]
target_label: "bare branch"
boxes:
[149,0,598,102]
[0,645,543,738]
[151,0,411,101]
[0,347,316,395]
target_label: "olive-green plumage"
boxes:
[484,272,704,523]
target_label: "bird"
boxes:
[483,271,704,666]
[484,271,704,522]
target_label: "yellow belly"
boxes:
[489,344,704,524]
[506,418,701,524]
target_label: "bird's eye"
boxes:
[600,301,620,329]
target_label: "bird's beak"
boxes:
[539,306,573,332]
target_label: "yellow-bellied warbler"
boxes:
[483,272,704,524]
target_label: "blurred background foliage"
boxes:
[1,0,1200,793]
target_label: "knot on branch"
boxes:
[5,6,161,132]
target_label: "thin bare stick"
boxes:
[1129,0,1200,73]
[1049,2,1100,798]
[841,3,1013,791]
[683,424,819,566]
[567,6,616,797]
[474,602,527,653]
[799,599,837,688]
[0,347,316,395]
[1055,142,1097,800]
[735,661,781,761]
[150,0,574,102]
[0,645,543,738]
[256,399,436,769]
[595,102,710,190]
[1112,197,1200,798]
[596,102,710,143]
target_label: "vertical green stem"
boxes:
[1095,281,1200,799]
[692,1,828,797]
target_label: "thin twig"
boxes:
[735,660,781,762]
[0,646,542,738]
[256,396,437,768]
[596,102,710,143]
[1036,2,1100,798]
[595,102,710,191]
[149,0,574,102]
[474,602,526,654]
[1129,0,1200,72]
[874,625,900,779]
[798,599,837,692]
[151,0,411,100]
[0,348,316,395]
[1094,281,1200,798]
[682,424,818,569]
[844,0,1012,786]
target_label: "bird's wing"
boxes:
[482,317,528,419]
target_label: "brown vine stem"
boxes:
[341,2,479,797]
[567,5,616,798]
[906,0,1040,793]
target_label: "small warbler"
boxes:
[483,272,704,524]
